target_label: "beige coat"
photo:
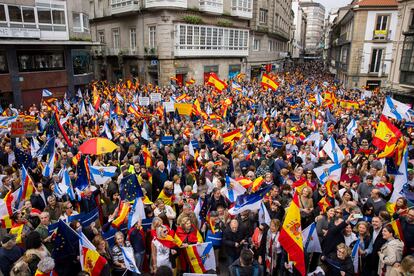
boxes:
[378,238,404,276]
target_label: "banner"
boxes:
[174,103,193,116]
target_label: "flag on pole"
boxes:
[89,166,117,185]
[313,163,342,184]
[322,137,345,164]
[221,176,246,203]
[42,89,53,97]
[42,144,56,178]
[258,202,271,226]
[382,96,410,121]
[141,121,149,141]
[121,246,140,274]
[279,193,305,276]
[228,186,271,215]
[373,115,402,150]
[79,231,107,276]
[351,239,360,273]
[302,223,322,253]
[346,119,357,138]
[128,197,146,229]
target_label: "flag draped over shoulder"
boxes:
[279,193,305,276]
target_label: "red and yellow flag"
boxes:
[261,74,279,91]
[142,146,153,167]
[372,115,402,150]
[81,246,107,276]
[389,219,404,242]
[318,196,332,213]
[262,120,270,134]
[111,202,130,228]
[222,129,242,144]
[207,73,227,92]
[279,193,305,276]
[251,176,264,192]
[9,223,24,244]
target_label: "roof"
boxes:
[355,0,398,7]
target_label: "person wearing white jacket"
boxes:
[378,224,404,276]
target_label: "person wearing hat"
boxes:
[0,234,24,276]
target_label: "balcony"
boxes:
[111,0,140,15]
[145,0,187,9]
[199,0,223,14]
[231,3,253,19]
[372,30,391,41]
[144,47,157,56]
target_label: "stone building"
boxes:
[300,0,325,58]
[0,0,94,107]
[89,0,293,85]
[292,0,307,59]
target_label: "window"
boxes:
[253,38,260,51]
[112,28,120,49]
[17,50,65,72]
[72,49,91,75]
[37,4,66,31]
[410,10,414,28]
[232,0,252,12]
[98,31,105,43]
[0,5,6,23]
[129,28,136,49]
[369,48,383,73]
[73,13,89,33]
[149,26,156,49]
[175,24,249,54]
[8,6,22,23]
[22,7,35,25]
[268,40,275,51]
[400,35,414,85]
[375,15,389,31]
[259,9,268,24]
[0,52,8,74]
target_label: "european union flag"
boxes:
[52,220,79,259]
[35,136,55,158]
[385,158,402,175]
[74,155,90,191]
[14,148,33,169]
[67,208,98,227]
[161,136,174,145]
[120,174,143,202]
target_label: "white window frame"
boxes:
[231,0,252,12]
[259,9,268,24]
[72,12,89,33]
[36,2,67,32]
[129,27,137,49]
[253,38,260,51]
[98,30,105,43]
[370,48,383,73]
[149,26,156,49]
[112,28,120,49]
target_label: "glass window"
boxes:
[0,4,6,22]
[98,31,105,43]
[370,48,383,73]
[259,9,268,24]
[149,26,156,49]
[8,6,22,22]
[253,39,260,51]
[73,13,82,32]
[22,7,35,23]
[72,49,91,75]
[52,10,65,25]
[112,28,120,49]
[17,50,65,72]
[0,52,8,74]
[129,28,136,49]
[375,15,388,30]
[38,8,52,24]
[82,14,89,31]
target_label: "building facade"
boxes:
[89,0,293,85]
[0,0,94,108]
[292,0,307,59]
[247,0,293,79]
[300,0,325,58]
[388,0,414,102]
[328,0,398,90]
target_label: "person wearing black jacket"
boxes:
[223,219,248,267]
[129,220,146,273]
[229,248,264,276]
[366,216,386,276]
[322,243,354,276]
[322,214,355,257]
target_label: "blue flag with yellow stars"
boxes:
[120,174,143,202]
[14,148,33,169]
[52,220,79,259]
[74,155,90,191]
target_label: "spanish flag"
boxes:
[279,193,305,276]
[236,177,253,189]
[142,146,153,167]
[176,94,190,102]
[128,105,142,118]
[207,73,227,92]
[186,78,196,86]
[251,176,264,192]
[318,196,331,213]
[21,166,36,201]
[203,125,220,136]
[222,129,242,143]
[81,245,107,276]
[262,120,270,134]
[9,223,24,244]
[373,115,402,150]
[92,89,101,111]
[325,180,336,198]
[157,230,183,248]
[261,74,279,91]
[389,219,404,242]
[111,201,130,228]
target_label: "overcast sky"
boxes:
[314,0,351,13]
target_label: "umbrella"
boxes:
[78,138,118,155]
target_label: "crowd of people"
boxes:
[0,60,413,276]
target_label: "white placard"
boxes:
[150,93,161,102]
[163,101,175,113]
[139,97,150,106]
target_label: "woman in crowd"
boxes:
[378,224,405,276]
